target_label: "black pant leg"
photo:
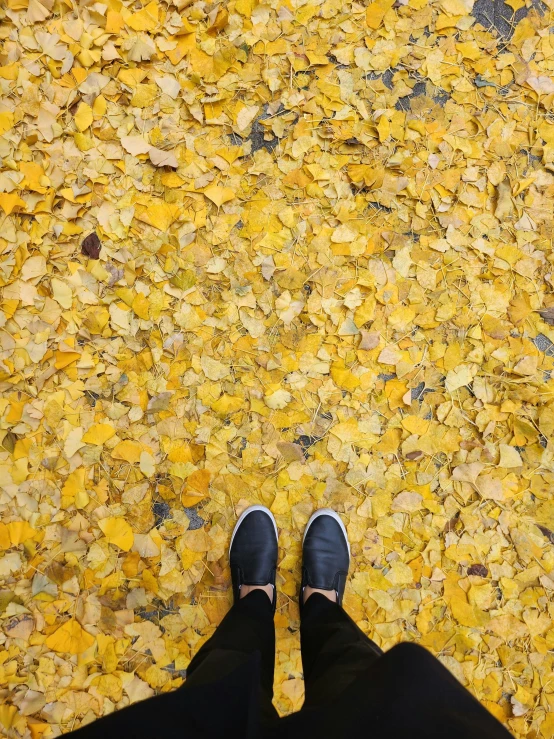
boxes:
[300,593,383,707]
[186,589,278,722]
[65,590,277,739]
[274,641,513,739]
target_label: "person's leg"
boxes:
[63,507,280,739]
[299,509,382,707]
[182,505,280,723]
[185,588,277,719]
[274,639,513,739]
[300,592,382,707]
[277,509,512,739]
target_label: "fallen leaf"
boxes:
[148,147,178,168]
[81,232,102,259]
[203,184,236,207]
[74,103,93,132]
[121,135,151,155]
[98,517,134,551]
[82,423,115,445]
[45,621,95,654]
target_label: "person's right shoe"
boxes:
[230,505,278,611]
[301,508,350,609]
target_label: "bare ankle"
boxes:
[303,586,337,604]
[240,584,274,602]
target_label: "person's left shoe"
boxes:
[300,508,350,611]
[230,505,279,611]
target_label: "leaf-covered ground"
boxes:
[1,0,554,734]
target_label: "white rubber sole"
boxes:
[303,508,351,559]
[230,505,278,553]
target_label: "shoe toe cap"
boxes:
[230,508,278,585]
[302,512,350,593]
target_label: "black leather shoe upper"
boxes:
[230,507,278,610]
[301,509,350,607]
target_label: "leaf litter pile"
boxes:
[1,0,554,733]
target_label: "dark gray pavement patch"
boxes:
[152,500,171,527]
[184,506,205,530]
[472,0,545,39]
[533,333,554,356]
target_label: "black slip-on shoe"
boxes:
[230,505,278,611]
[301,508,350,610]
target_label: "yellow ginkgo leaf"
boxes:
[99,516,134,551]
[0,193,26,216]
[112,439,144,463]
[139,451,155,477]
[377,114,390,142]
[74,102,93,132]
[445,364,477,393]
[203,184,236,207]
[82,423,116,445]
[127,0,159,31]
[61,468,87,509]
[210,394,243,416]
[365,0,390,28]
[499,444,523,468]
[19,162,48,193]
[7,521,37,546]
[135,202,181,231]
[0,111,14,137]
[181,468,211,507]
[132,292,150,320]
[330,363,360,392]
[84,306,110,334]
[29,722,50,739]
[54,351,80,370]
[0,705,19,730]
[45,620,95,654]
